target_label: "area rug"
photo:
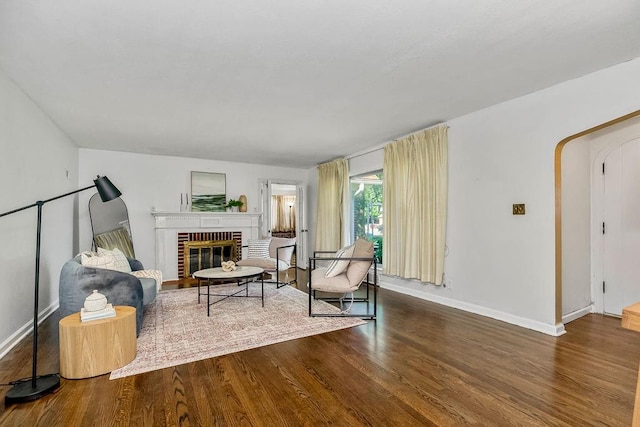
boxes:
[110,284,366,379]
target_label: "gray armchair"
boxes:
[58,256,157,335]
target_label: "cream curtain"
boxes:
[383,125,448,284]
[271,195,297,232]
[315,158,348,252]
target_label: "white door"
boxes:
[602,138,640,315]
[296,183,308,268]
[260,179,273,238]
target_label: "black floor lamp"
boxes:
[0,175,121,404]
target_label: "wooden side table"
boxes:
[622,302,640,426]
[59,305,137,379]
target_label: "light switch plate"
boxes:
[513,204,525,215]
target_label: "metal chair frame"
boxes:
[240,243,298,289]
[308,251,377,319]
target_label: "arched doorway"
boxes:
[555,109,640,324]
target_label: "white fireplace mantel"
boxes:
[152,211,262,280]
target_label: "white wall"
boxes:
[561,140,591,317]
[78,150,308,269]
[309,57,640,336]
[349,149,384,177]
[421,57,639,334]
[0,70,78,357]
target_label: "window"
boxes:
[350,172,383,264]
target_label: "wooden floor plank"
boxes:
[1,273,639,426]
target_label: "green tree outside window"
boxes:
[351,172,383,264]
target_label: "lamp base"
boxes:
[4,374,60,404]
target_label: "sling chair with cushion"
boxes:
[308,238,377,319]
[236,237,297,288]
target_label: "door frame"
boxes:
[259,178,307,268]
[554,109,640,324]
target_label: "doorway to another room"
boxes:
[557,111,640,324]
[260,180,307,268]
[270,184,297,239]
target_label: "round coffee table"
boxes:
[192,266,264,316]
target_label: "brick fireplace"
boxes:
[178,232,241,278]
[152,211,261,281]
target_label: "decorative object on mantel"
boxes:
[221,260,237,272]
[191,171,226,212]
[180,193,189,212]
[239,194,247,212]
[225,199,243,212]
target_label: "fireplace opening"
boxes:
[178,231,242,278]
[183,240,237,278]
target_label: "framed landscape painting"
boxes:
[191,171,226,212]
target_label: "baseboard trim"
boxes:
[562,305,593,324]
[0,300,59,361]
[379,280,566,337]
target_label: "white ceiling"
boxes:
[1,1,639,168]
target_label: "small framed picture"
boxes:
[191,171,226,212]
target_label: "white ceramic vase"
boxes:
[84,289,108,312]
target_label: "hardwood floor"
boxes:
[1,273,639,426]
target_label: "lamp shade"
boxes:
[94,176,122,202]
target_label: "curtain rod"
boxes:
[345,122,448,161]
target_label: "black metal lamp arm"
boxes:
[0,184,94,218]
